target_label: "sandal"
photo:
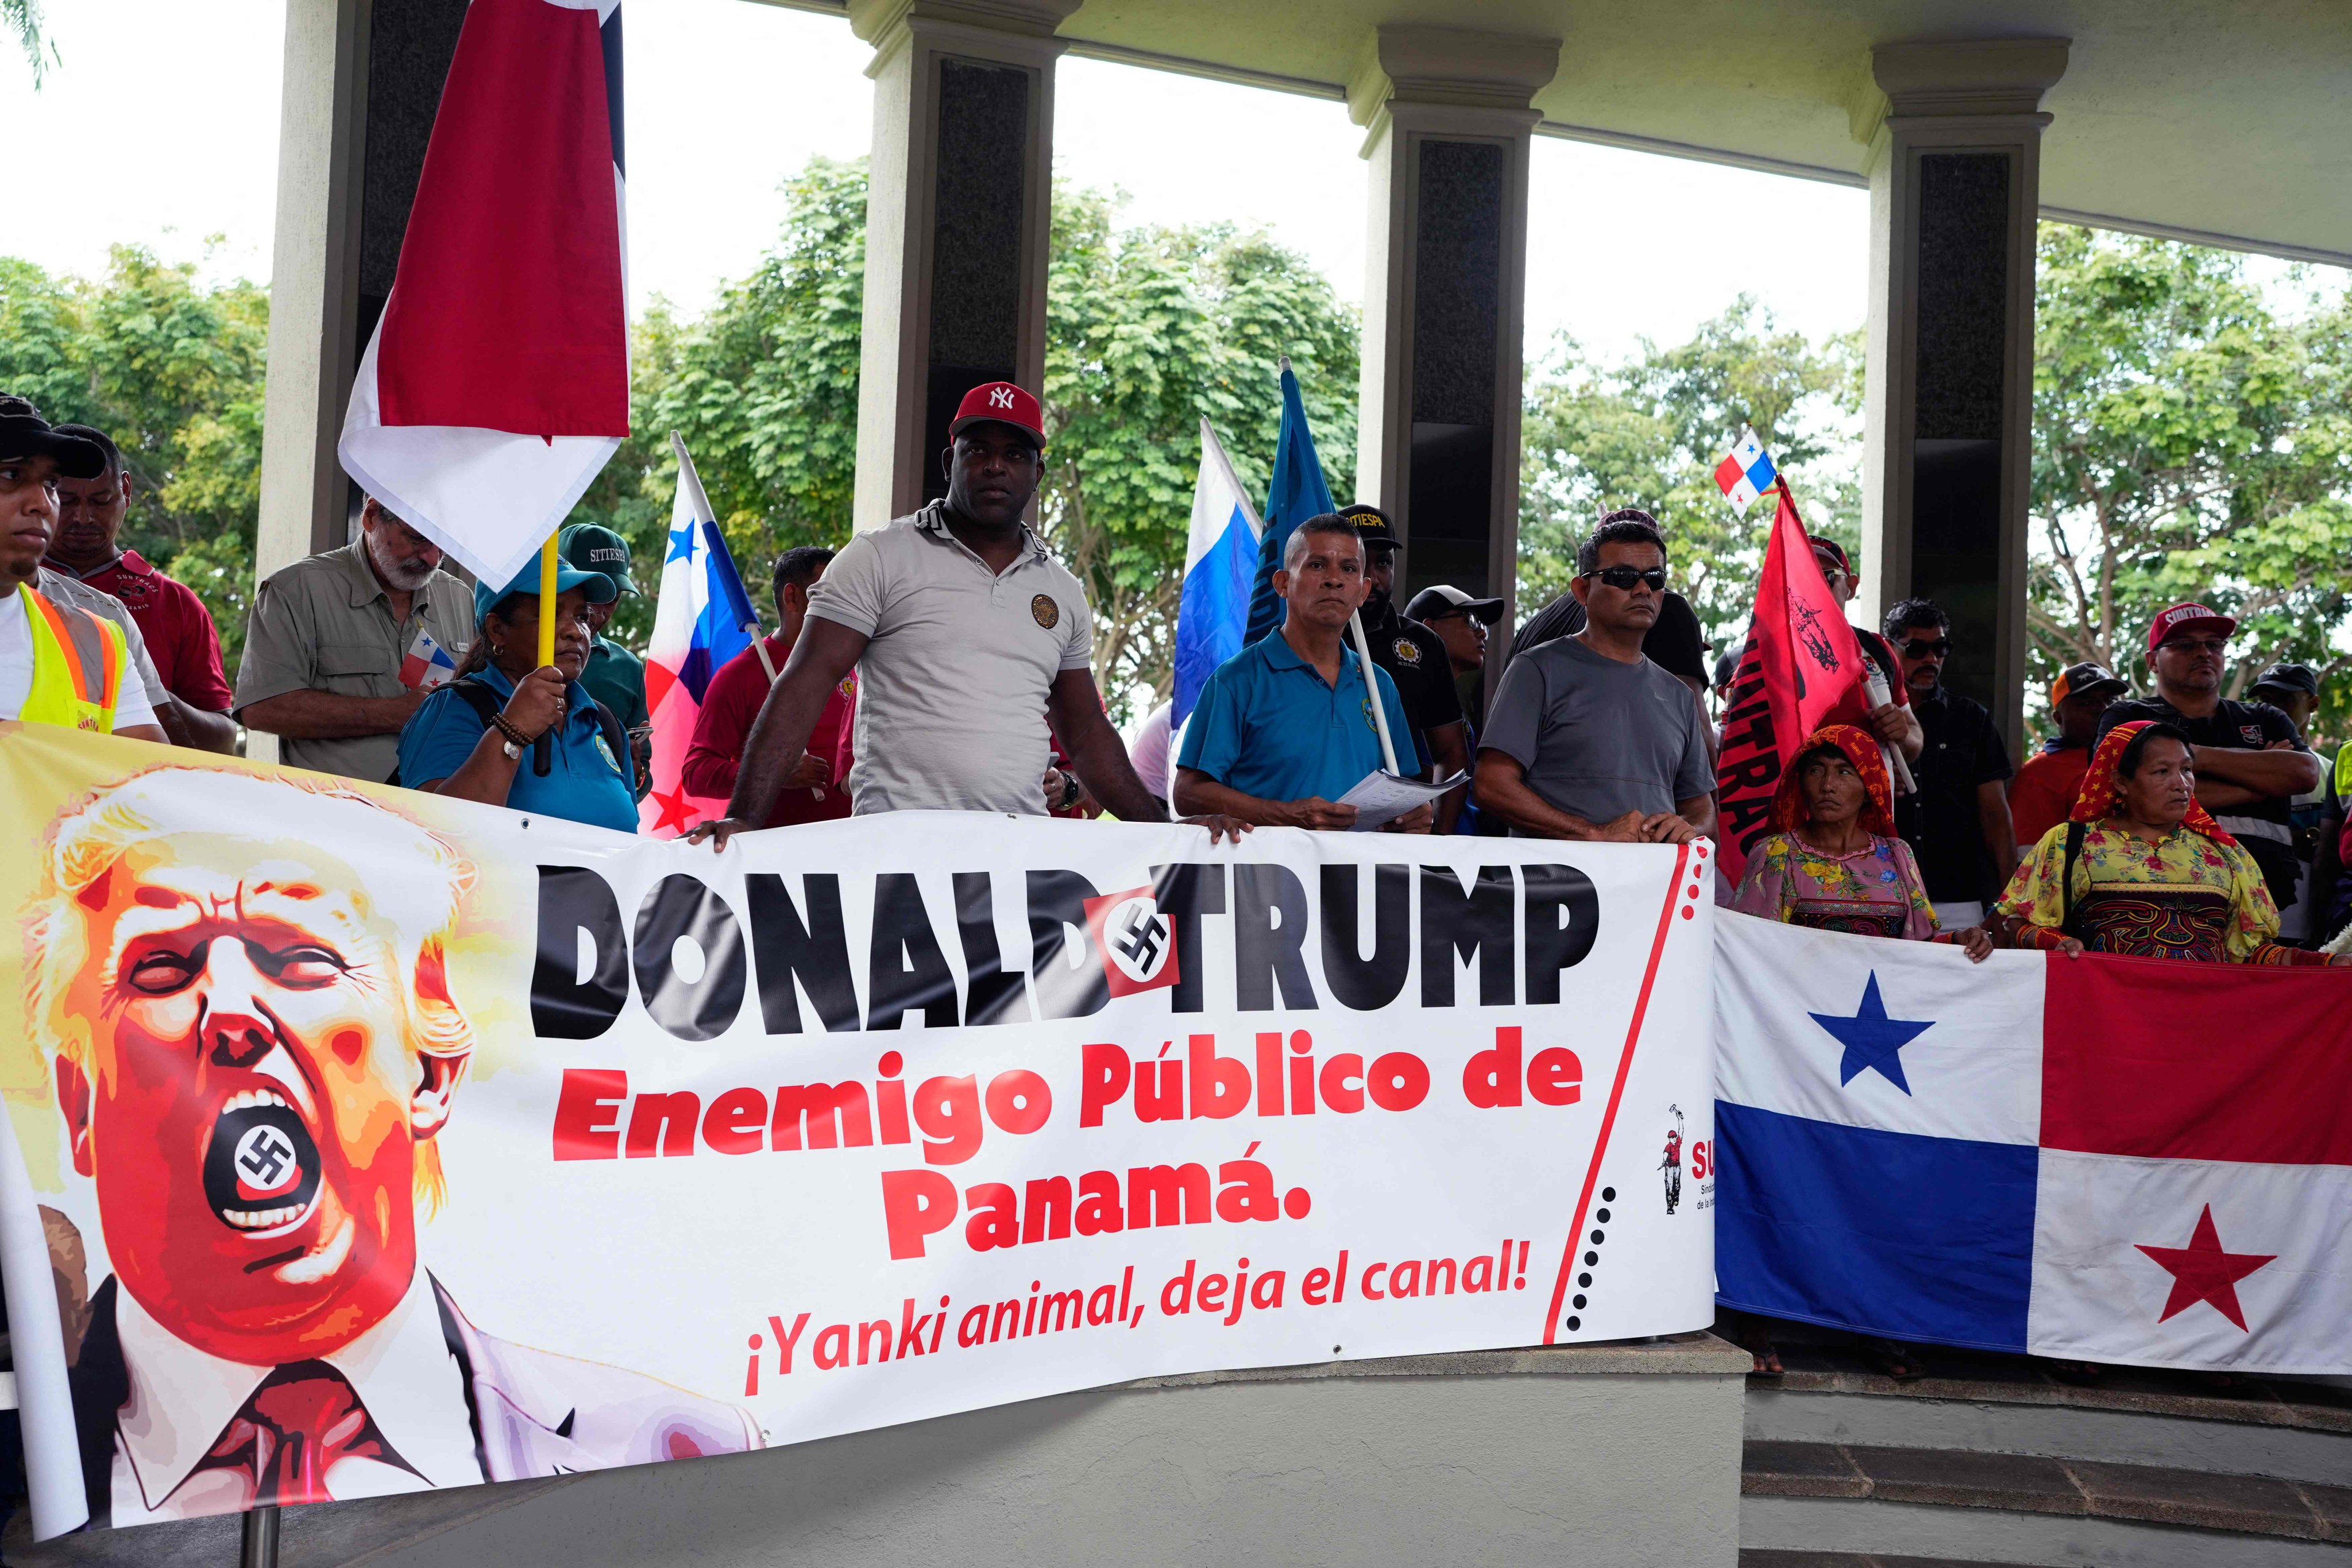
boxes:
[1866,1337,1926,1381]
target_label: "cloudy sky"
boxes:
[13,0,1883,369]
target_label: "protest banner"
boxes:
[1715,911,2352,1375]
[0,724,1716,1538]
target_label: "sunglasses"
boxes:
[2160,636,2230,656]
[1901,638,1951,658]
[1586,566,1667,592]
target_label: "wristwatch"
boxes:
[1057,770,1082,810]
[500,736,523,761]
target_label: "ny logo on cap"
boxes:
[989,387,1016,410]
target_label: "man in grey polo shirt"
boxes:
[1474,511,1714,843]
[695,382,1241,842]
[234,496,476,782]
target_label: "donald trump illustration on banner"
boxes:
[19,768,757,1527]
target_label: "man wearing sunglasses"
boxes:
[1886,598,2015,929]
[2094,603,2321,925]
[1474,512,1713,844]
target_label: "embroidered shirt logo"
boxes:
[1030,594,1060,630]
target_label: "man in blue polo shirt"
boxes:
[1173,515,1430,832]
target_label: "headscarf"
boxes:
[2071,719,2235,847]
[1771,724,1897,837]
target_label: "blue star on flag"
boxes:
[1810,972,1933,1095]
[666,521,698,564]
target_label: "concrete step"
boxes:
[1743,1440,2352,1567]
[1741,1552,2049,1568]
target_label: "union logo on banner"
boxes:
[1083,885,1181,998]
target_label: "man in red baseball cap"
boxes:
[692,381,1244,844]
[2094,601,2321,922]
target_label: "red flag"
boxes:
[1713,485,1873,891]
[339,0,629,590]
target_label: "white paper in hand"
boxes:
[1336,770,1466,831]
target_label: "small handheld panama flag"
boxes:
[337,0,629,592]
[397,627,459,692]
[1171,419,1265,728]
[640,442,760,837]
[1713,428,1780,514]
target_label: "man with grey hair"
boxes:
[1173,515,1428,831]
[233,496,475,782]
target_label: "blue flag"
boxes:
[1242,362,1337,648]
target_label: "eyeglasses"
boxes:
[1901,638,1951,659]
[1586,566,1667,592]
[2160,636,2230,656]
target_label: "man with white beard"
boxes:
[234,497,476,782]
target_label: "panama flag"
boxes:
[1714,913,2352,1373]
[640,442,760,837]
[1171,419,1265,728]
[338,0,629,589]
[1713,428,1779,514]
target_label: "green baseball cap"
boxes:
[558,522,638,596]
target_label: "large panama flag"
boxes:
[1171,419,1265,727]
[640,443,760,836]
[1715,913,2352,1373]
[1241,362,1338,648]
[338,0,629,588]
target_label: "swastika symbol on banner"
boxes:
[237,1125,296,1189]
[989,387,1016,409]
[1117,905,1167,972]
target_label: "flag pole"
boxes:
[1349,610,1402,777]
[533,533,557,775]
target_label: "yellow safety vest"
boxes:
[14,582,125,733]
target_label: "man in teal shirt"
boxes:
[561,523,650,794]
[1173,515,1429,832]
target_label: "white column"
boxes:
[849,0,1077,532]
[1856,37,2068,750]
[252,0,372,762]
[1350,25,1557,702]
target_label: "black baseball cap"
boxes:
[0,400,106,480]
[2251,662,2319,700]
[1406,584,1504,625]
[2049,661,2126,707]
[1338,503,1399,550]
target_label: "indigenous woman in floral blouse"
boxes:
[1995,719,2345,966]
[1732,724,1994,960]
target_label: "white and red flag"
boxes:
[338,0,629,588]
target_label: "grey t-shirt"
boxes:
[1480,635,1712,833]
[807,504,1094,816]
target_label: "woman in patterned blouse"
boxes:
[1732,724,1994,959]
[1995,719,2345,965]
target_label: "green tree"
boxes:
[5,0,55,86]
[0,245,270,668]
[2029,225,2352,733]
[1041,186,1356,716]
[1519,298,1859,656]
[594,160,1360,720]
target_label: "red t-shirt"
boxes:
[63,549,233,710]
[682,634,854,827]
[2007,744,2092,852]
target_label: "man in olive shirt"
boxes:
[234,497,475,782]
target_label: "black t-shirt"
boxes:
[1897,685,2015,905]
[1360,602,1464,757]
[2095,695,2306,910]
[1509,590,1709,683]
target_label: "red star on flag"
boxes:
[2135,1204,2275,1331]
[649,785,700,837]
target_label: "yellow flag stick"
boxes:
[536,534,559,668]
